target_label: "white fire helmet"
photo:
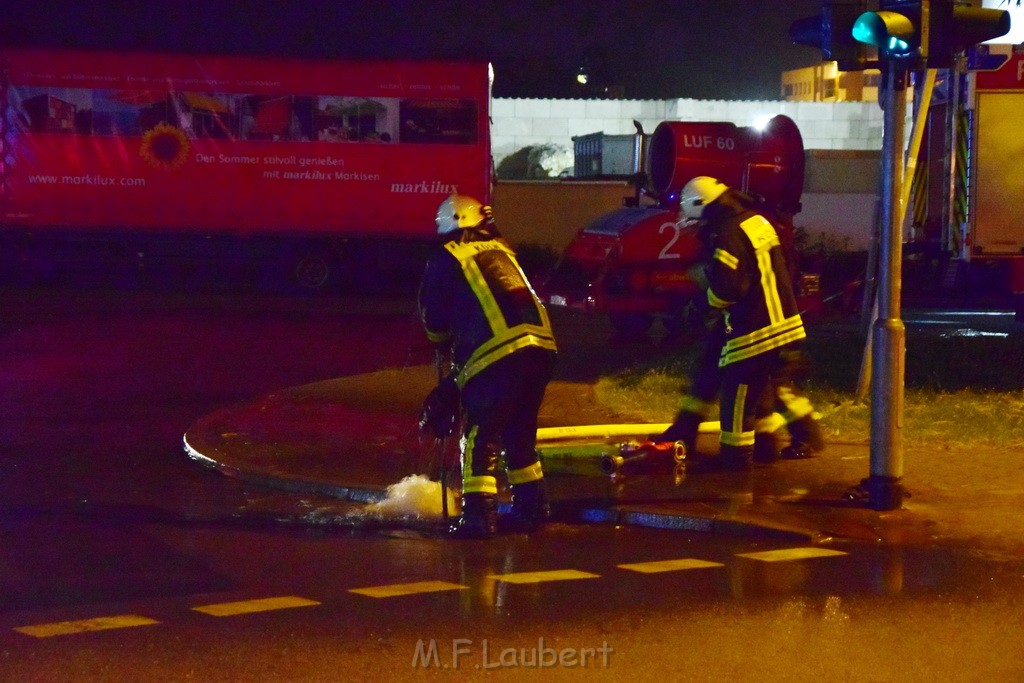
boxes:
[435,194,486,233]
[679,176,728,222]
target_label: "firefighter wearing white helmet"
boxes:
[419,194,558,538]
[679,175,728,222]
[661,177,813,470]
[435,193,488,233]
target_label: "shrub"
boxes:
[495,144,570,180]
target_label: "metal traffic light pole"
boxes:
[794,0,1010,511]
[868,64,908,511]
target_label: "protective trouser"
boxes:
[661,323,777,459]
[718,350,778,468]
[769,346,824,454]
[458,347,556,499]
[659,321,726,452]
[661,332,820,463]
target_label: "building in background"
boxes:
[780,62,882,102]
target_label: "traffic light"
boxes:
[852,1,1012,69]
[852,1,923,67]
[927,1,1011,68]
[790,1,869,71]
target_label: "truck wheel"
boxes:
[608,312,653,339]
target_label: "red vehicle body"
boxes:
[912,48,1024,318]
[0,48,492,289]
[542,114,808,336]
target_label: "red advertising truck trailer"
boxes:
[0,48,493,290]
[542,114,809,337]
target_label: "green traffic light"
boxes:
[852,12,883,47]
[888,36,910,53]
[852,10,916,57]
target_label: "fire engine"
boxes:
[541,114,808,337]
[909,45,1024,319]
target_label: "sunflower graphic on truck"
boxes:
[140,121,190,170]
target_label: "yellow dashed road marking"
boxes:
[349,581,468,598]
[489,569,600,584]
[12,548,858,634]
[14,614,159,638]
[736,547,848,563]
[618,558,725,573]
[192,595,320,616]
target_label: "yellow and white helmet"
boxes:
[679,176,728,222]
[435,194,487,233]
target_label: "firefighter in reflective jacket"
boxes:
[419,194,558,538]
[659,188,824,463]
[672,176,808,469]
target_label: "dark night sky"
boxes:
[3,0,825,100]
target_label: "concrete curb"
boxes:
[185,436,388,504]
[567,504,819,542]
[186,436,819,541]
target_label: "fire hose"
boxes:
[535,421,718,477]
[536,421,719,443]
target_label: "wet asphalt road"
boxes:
[1,284,1023,681]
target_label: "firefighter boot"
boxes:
[718,444,753,470]
[448,493,498,540]
[503,479,551,533]
[658,410,702,456]
[781,416,825,459]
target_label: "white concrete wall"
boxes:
[798,193,878,252]
[491,97,899,251]
[491,97,889,175]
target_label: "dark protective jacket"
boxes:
[418,222,557,388]
[702,193,806,367]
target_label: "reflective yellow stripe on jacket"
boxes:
[718,215,805,366]
[720,314,805,365]
[445,240,557,388]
